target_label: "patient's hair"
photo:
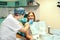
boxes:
[27,11,35,21]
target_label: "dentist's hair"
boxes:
[14,7,26,16]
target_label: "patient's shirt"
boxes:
[30,22,40,35]
[30,21,46,35]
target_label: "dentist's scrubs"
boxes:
[0,14,23,40]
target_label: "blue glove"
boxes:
[29,20,33,24]
[19,18,27,23]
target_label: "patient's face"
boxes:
[28,13,34,20]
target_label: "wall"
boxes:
[0,8,14,18]
[36,0,60,29]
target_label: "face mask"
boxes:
[19,18,27,23]
[29,19,33,24]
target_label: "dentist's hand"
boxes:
[29,20,33,24]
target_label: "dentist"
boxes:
[0,8,31,40]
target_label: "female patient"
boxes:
[27,11,40,40]
[27,11,40,23]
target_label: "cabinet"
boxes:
[0,0,40,8]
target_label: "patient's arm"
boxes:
[26,31,32,40]
[16,22,32,40]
